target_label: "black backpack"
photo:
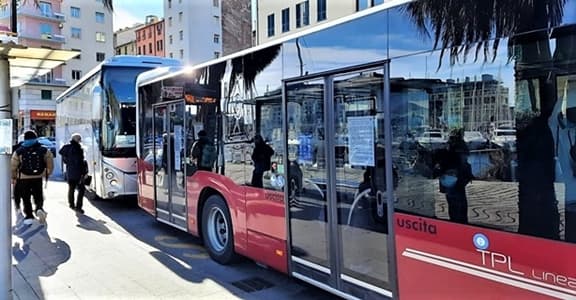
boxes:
[17,144,47,176]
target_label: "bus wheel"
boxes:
[202,195,236,264]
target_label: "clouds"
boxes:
[113,1,163,31]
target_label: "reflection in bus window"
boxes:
[390,3,576,244]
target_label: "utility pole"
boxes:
[0,53,13,299]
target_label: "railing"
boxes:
[28,77,67,86]
[17,8,66,23]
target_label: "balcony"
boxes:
[17,8,66,23]
[28,77,67,86]
[17,32,66,44]
[41,33,66,43]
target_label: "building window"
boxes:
[41,90,52,100]
[96,32,106,42]
[179,49,184,59]
[169,35,173,44]
[39,1,52,17]
[213,34,220,44]
[148,28,152,38]
[282,8,290,32]
[213,0,219,7]
[149,42,152,54]
[168,17,172,27]
[138,47,141,55]
[214,15,220,23]
[169,52,173,58]
[214,51,220,58]
[95,12,105,23]
[96,52,105,62]
[296,1,310,28]
[40,23,52,35]
[70,7,80,18]
[317,0,326,21]
[168,0,172,8]
[356,0,369,11]
[179,30,183,40]
[267,14,275,37]
[179,12,183,22]
[72,70,82,80]
[71,27,81,39]
[72,48,81,59]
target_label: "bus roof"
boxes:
[57,55,181,102]
[136,0,410,87]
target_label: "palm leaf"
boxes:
[404,0,567,69]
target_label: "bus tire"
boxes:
[201,195,237,264]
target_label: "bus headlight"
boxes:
[110,179,118,186]
[105,172,114,180]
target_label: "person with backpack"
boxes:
[12,139,24,218]
[191,130,216,172]
[251,134,274,188]
[59,133,88,214]
[10,130,54,225]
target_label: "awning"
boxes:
[0,43,80,87]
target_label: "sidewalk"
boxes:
[10,179,329,299]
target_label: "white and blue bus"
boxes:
[56,55,181,199]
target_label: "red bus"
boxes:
[136,1,576,299]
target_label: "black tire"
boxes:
[201,195,237,264]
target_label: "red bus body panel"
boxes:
[137,159,155,215]
[395,213,576,300]
[137,161,287,273]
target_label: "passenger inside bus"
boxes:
[251,134,274,188]
[190,130,216,172]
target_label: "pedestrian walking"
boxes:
[59,133,89,214]
[11,130,53,225]
[12,139,23,217]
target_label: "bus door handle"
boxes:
[376,190,385,218]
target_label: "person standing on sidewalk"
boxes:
[11,130,53,225]
[59,133,88,214]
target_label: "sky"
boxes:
[112,0,163,31]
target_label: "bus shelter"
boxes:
[0,43,79,298]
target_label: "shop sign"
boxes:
[30,110,56,120]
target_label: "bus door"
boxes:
[152,101,187,229]
[284,61,393,299]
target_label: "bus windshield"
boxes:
[101,66,150,157]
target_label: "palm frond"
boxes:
[404,0,567,69]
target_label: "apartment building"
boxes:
[0,0,113,137]
[164,0,251,65]
[135,15,165,57]
[114,23,144,55]
[255,0,385,45]
[61,0,114,84]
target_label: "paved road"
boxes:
[11,178,334,300]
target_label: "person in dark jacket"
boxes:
[59,133,88,214]
[251,134,274,188]
[12,140,23,217]
[434,128,473,224]
[191,130,215,172]
[11,130,54,225]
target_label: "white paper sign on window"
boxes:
[348,116,375,167]
[0,119,12,155]
[174,125,183,171]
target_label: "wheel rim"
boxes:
[207,206,228,252]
